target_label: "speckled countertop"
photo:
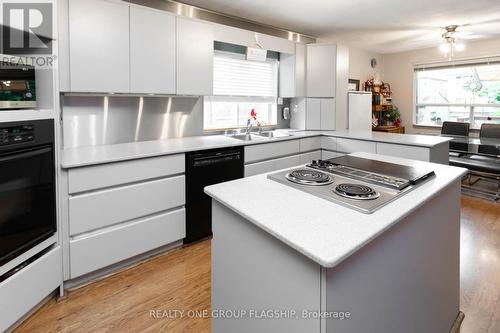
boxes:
[204,152,466,268]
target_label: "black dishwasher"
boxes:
[185,146,244,244]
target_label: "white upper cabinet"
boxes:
[306,98,321,130]
[279,43,306,98]
[320,98,335,130]
[306,43,337,98]
[304,98,335,130]
[176,17,214,96]
[69,0,130,93]
[130,6,176,94]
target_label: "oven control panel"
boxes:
[0,124,34,146]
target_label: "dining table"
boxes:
[440,135,500,156]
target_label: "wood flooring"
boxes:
[13,195,500,333]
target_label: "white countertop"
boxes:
[61,130,451,168]
[294,129,452,147]
[204,152,467,268]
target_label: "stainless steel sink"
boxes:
[230,131,293,141]
[230,134,267,141]
[254,131,293,138]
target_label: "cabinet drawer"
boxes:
[245,155,301,177]
[336,138,376,154]
[69,154,184,194]
[321,150,343,160]
[377,143,430,162]
[299,150,321,164]
[0,247,61,333]
[69,176,185,236]
[245,140,300,163]
[70,209,185,278]
[299,137,321,152]
[321,136,337,151]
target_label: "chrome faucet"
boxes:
[245,119,253,135]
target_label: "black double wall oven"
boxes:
[0,119,56,267]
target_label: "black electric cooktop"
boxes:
[326,155,435,185]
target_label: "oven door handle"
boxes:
[0,146,52,164]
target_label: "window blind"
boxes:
[213,52,278,97]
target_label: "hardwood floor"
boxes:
[14,241,211,333]
[459,196,500,333]
[13,196,500,333]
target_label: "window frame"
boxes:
[413,59,500,129]
[203,49,280,131]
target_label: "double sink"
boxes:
[230,130,293,141]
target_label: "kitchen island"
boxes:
[205,152,467,333]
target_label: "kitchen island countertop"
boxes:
[205,152,466,268]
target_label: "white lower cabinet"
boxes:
[245,155,301,177]
[0,247,61,332]
[245,140,300,163]
[299,137,322,152]
[299,150,321,164]
[376,143,430,162]
[321,150,343,160]
[69,176,185,236]
[70,209,185,278]
[336,138,377,154]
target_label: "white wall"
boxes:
[383,37,500,134]
[349,46,384,85]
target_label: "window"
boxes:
[414,61,500,128]
[203,51,279,130]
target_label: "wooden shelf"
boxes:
[372,126,405,134]
[372,104,393,112]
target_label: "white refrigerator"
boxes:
[348,91,372,131]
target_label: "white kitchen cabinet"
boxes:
[245,155,301,177]
[245,140,300,163]
[0,247,62,332]
[320,98,335,130]
[321,136,337,151]
[299,151,321,164]
[70,208,185,278]
[336,138,377,154]
[279,43,306,97]
[376,143,430,162]
[130,6,176,94]
[69,175,185,236]
[68,154,185,194]
[299,137,322,152]
[306,98,321,130]
[69,0,130,92]
[304,98,335,130]
[176,17,214,95]
[321,150,343,160]
[306,43,336,98]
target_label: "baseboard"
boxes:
[64,240,183,291]
[449,311,465,333]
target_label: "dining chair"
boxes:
[478,123,500,156]
[441,121,470,156]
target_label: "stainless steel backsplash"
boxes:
[62,95,203,148]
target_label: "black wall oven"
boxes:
[0,119,56,267]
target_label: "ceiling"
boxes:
[179,0,500,54]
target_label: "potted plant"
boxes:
[385,107,401,127]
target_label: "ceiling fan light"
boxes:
[439,43,450,54]
[454,42,465,52]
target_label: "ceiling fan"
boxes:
[439,25,466,60]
